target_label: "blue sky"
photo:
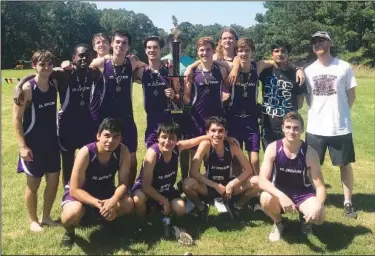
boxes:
[91,1,266,31]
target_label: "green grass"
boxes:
[2,69,375,255]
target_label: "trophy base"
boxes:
[170,110,184,114]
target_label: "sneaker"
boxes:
[60,231,75,250]
[344,203,358,219]
[299,212,313,235]
[171,226,194,246]
[185,199,196,214]
[268,220,284,242]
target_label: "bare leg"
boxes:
[129,153,138,188]
[260,191,282,223]
[248,151,260,175]
[340,163,353,202]
[183,178,207,210]
[25,175,42,232]
[41,172,60,226]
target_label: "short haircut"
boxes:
[205,116,227,131]
[156,121,181,140]
[237,37,255,51]
[112,29,132,46]
[271,40,292,54]
[73,43,92,55]
[143,36,165,49]
[97,117,124,135]
[31,50,55,65]
[282,111,304,131]
[220,27,239,41]
[196,37,215,52]
[91,33,110,47]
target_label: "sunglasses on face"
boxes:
[312,37,327,44]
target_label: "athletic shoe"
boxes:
[60,231,75,250]
[344,203,357,219]
[171,226,194,246]
[299,212,313,235]
[226,200,242,221]
[268,220,285,242]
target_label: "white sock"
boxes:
[344,200,352,206]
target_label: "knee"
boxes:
[249,175,260,190]
[183,178,198,193]
[133,190,146,206]
[119,196,134,215]
[172,200,185,217]
[314,207,326,225]
[61,203,85,225]
[260,191,276,207]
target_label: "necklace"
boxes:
[74,69,88,106]
[149,64,166,96]
[199,64,213,95]
[239,66,253,98]
[112,58,127,93]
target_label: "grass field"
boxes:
[2,69,375,255]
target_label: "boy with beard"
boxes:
[305,31,357,218]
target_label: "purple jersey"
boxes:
[272,140,315,193]
[134,144,179,194]
[23,78,58,149]
[191,63,225,132]
[228,61,258,118]
[81,142,121,196]
[101,58,134,121]
[142,65,173,123]
[205,141,234,185]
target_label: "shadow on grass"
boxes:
[74,215,162,255]
[325,193,375,213]
[282,219,372,252]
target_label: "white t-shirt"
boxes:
[305,58,357,136]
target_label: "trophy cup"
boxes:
[166,24,184,114]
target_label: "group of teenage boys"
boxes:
[12,27,358,249]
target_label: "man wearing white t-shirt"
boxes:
[304,31,357,219]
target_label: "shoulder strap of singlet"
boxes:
[299,140,308,169]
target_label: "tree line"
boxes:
[2,1,374,69]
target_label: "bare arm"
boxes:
[12,83,32,152]
[306,146,326,206]
[346,87,356,109]
[177,135,210,152]
[69,147,102,209]
[228,57,241,85]
[184,72,193,104]
[228,144,252,187]
[13,74,35,105]
[141,149,168,203]
[220,66,231,102]
[256,59,274,76]
[132,66,144,84]
[129,56,147,72]
[258,142,286,199]
[190,141,218,189]
[297,94,305,110]
[115,144,131,200]
[89,57,105,73]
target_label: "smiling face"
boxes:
[207,123,227,146]
[157,131,178,153]
[111,35,129,56]
[220,31,236,51]
[237,45,253,62]
[93,35,109,57]
[145,40,161,60]
[197,43,214,63]
[282,120,303,143]
[73,46,93,69]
